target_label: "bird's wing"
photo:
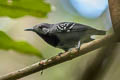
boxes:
[51,22,93,33]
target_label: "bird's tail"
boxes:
[95,30,106,35]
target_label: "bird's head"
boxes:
[24,23,50,35]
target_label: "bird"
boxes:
[24,22,106,51]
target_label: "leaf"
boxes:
[13,41,43,58]
[0,31,43,58]
[0,0,51,18]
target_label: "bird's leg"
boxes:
[67,41,81,53]
[76,41,81,51]
[65,41,81,58]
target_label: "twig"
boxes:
[0,34,116,80]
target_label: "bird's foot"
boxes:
[67,48,75,58]
[75,46,80,52]
[68,48,74,52]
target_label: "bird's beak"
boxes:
[24,28,34,31]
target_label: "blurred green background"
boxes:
[0,0,119,80]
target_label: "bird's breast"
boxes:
[40,34,60,47]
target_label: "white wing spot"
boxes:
[69,23,75,29]
[67,30,70,32]
[57,25,63,30]
[64,27,66,29]
[56,23,75,32]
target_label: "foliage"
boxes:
[0,0,51,18]
[0,31,43,58]
[0,0,52,58]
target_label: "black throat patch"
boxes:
[36,32,60,47]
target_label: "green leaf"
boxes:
[0,31,43,58]
[0,0,51,18]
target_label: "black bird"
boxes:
[25,22,106,51]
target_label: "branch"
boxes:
[108,0,120,40]
[0,34,116,80]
